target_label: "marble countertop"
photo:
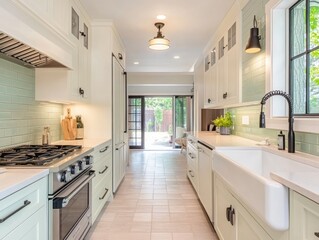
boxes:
[190,131,319,204]
[53,138,111,148]
[0,168,49,200]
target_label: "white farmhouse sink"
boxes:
[213,147,317,231]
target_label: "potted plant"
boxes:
[212,112,233,135]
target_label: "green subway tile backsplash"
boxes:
[0,58,63,148]
[227,104,319,156]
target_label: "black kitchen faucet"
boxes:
[259,90,295,153]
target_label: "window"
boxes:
[289,0,319,115]
[265,0,319,133]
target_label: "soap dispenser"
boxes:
[277,131,285,150]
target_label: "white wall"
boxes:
[128,72,194,96]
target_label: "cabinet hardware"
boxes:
[197,147,203,152]
[223,92,228,99]
[0,200,31,223]
[230,208,235,225]
[223,45,228,49]
[207,61,211,65]
[188,170,194,177]
[99,146,109,153]
[315,232,319,238]
[188,153,194,159]
[118,53,123,60]
[79,88,85,97]
[99,188,109,200]
[208,98,211,103]
[79,31,86,37]
[99,166,108,174]
[226,205,232,222]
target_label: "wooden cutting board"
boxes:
[61,118,77,140]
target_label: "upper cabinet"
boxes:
[35,0,91,103]
[16,0,70,38]
[201,2,241,108]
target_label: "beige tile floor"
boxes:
[86,150,219,240]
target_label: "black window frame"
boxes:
[289,0,319,116]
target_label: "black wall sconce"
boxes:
[245,15,261,53]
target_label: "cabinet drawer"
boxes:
[92,171,112,223]
[187,158,198,192]
[187,137,198,149]
[93,141,112,164]
[0,177,47,239]
[92,155,112,186]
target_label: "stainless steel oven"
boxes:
[49,167,95,240]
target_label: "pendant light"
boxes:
[245,15,261,53]
[149,22,170,50]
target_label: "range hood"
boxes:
[0,31,66,68]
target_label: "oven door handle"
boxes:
[53,171,95,209]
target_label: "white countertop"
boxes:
[188,131,259,149]
[0,168,49,200]
[53,138,111,148]
[190,131,319,204]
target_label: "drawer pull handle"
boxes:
[0,200,31,224]
[99,166,108,174]
[188,153,194,159]
[315,232,319,238]
[99,188,109,200]
[99,146,109,153]
[226,206,232,222]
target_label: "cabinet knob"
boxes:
[223,92,228,99]
[315,232,319,238]
[79,88,85,97]
[118,53,123,60]
[208,98,211,103]
[223,44,228,49]
[80,31,86,37]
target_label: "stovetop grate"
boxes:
[0,145,82,166]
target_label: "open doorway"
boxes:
[128,96,193,150]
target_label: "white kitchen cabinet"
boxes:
[113,55,127,193]
[290,190,319,240]
[197,142,213,222]
[186,135,199,192]
[35,0,90,104]
[16,0,70,37]
[217,21,239,106]
[203,48,218,108]
[0,177,48,240]
[214,174,272,240]
[92,140,113,223]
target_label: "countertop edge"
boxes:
[0,169,49,200]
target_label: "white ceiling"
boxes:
[79,0,236,73]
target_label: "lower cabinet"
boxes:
[214,174,272,240]
[186,136,198,192]
[0,177,48,240]
[290,190,319,240]
[92,140,113,223]
[197,142,213,222]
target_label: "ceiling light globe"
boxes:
[149,38,170,50]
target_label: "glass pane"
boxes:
[290,0,306,57]
[310,1,319,50]
[309,49,319,113]
[291,55,307,114]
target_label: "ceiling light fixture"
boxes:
[133,61,139,65]
[245,15,261,53]
[156,15,166,20]
[149,22,170,50]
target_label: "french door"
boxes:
[128,96,144,149]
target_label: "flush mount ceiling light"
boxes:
[149,22,170,50]
[245,15,261,53]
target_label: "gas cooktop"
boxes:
[0,145,82,166]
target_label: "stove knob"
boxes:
[77,161,83,171]
[69,165,79,175]
[58,170,71,183]
[84,155,93,165]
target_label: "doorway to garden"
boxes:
[128,96,193,150]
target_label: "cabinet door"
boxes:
[290,190,319,240]
[214,175,235,240]
[236,200,272,240]
[198,144,213,222]
[204,57,212,105]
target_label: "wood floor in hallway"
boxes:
[86,150,219,240]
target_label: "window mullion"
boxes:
[305,0,310,114]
